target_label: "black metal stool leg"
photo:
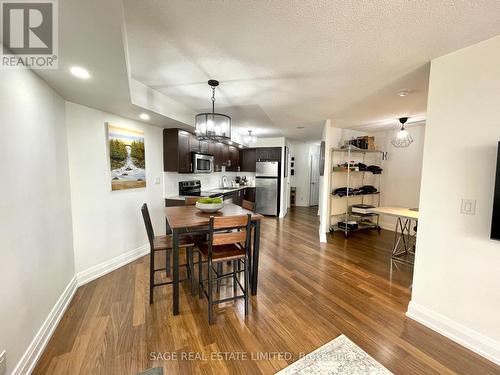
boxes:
[208,259,214,324]
[244,256,249,315]
[198,252,203,299]
[216,263,222,293]
[233,259,238,295]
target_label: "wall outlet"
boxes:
[461,199,476,215]
[0,350,6,375]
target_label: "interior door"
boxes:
[309,153,320,206]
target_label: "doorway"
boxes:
[309,152,320,206]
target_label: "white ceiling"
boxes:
[30,1,500,141]
[123,0,500,139]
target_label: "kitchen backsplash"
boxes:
[163,171,256,198]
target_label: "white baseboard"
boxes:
[407,301,500,365]
[12,276,78,375]
[76,243,149,286]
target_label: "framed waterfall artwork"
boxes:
[106,123,146,190]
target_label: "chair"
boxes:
[195,214,252,324]
[241,199,254,211]
[141,203,196,304]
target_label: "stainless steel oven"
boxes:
[192,152,214,173]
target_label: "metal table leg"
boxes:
[251,220,261,295]
[172,228,179,315]
[391,217,416,265]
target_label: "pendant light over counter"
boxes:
[243,130,257,144]
[391,117,413,148]
[195,80,231,142]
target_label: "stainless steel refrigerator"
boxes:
[255,161,279,216]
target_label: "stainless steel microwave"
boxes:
[192,152,214,173]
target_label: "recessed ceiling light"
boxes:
[139,113,150,121]
[296,126,305,129]
[397,89,411,97]
[228,141,233,145]
[70,66,90,79]
[238,145,243,148]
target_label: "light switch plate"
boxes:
[0,350,6,375]
[154,176,161,185]
[461,199,476,215]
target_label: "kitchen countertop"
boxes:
[166,185,255,200]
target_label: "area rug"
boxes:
[276,335,393,374]
[136,368,163,375]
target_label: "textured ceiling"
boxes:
[123,0,500,139]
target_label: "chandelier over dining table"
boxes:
[195,80,231,142]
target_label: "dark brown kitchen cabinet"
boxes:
[213,143,221,172]
[200,140,209,154]
[233,187,255,207]
[239,148,256,172]
[227,145,239,171]
[244,187,256,202]
[221,143,229,166]
[163,128,192,172]
[256,147,281,162]
[189,133,201,152]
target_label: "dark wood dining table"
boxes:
[164,203,264,315]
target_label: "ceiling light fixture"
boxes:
[391,117,413,148]
[70,66,90,79]
[139,113,150,121]
[397,89,411,97]
[243,130,257,144]
[195,80,231,142]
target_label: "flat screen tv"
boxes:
[491,142,500,240]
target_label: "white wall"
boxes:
[65,102,165,274]
[0,70,75,374]
[290,142,320,206]
[372,124,425,230]
[319,121,342,241]
[408,35,500,365]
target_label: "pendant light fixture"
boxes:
[391,117,413,148]
[195,80,231,142]
[243,130,257,144]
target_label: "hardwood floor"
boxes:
[33,207,499,374]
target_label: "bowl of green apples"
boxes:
[195,197,224,213]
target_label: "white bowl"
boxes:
[195,201,224,213]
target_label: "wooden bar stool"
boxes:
[195,214,252,324]
[141,203,196,304]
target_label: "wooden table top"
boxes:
[164,203,264,229]
[368,206,419,220]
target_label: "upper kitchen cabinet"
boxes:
[200,140,212,154]
[163,128,192,173]
[256,147,281,162]
[163,128,243,173]
[239,148,256,172]
[213,142,223,172]
[227,145,239,171]
[189,133,201,152]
